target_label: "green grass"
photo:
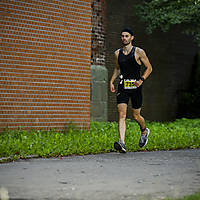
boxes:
[165,190,200,200]
[0,118,200,162]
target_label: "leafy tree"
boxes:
[136,0,200,118]
[135,0,200,46]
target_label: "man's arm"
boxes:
[135,48,152,87]
[110,50,120,93]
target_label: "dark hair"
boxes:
[121,28,134,36]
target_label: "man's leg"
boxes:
[114,103,127,153]
[118,103,127,144]
[132,108,150,148]
[132,108,146,135]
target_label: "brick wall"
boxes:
[90,0,107,121]
[0,0,92,130]
[91,0,106,66]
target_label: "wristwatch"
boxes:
[140,77,145,82]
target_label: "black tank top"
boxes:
[118,46,141,80]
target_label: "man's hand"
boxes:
[110,82,115,93]
[134,79,143,88]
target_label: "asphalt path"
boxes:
[0,149,200,200]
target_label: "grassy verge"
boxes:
[165,190,200,200]
[0,118,200,162]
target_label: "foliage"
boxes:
[0,118,200,162]
[135,0,200,46]
[178,51,200,118]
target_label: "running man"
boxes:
[110,28,153,153]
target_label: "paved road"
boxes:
[0,149,200,200]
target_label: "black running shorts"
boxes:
[116,86,142,109]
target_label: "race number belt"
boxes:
[124,79,137,89]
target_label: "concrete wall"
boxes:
[106,0,198,122]
[91,65,107,121]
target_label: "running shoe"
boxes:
[139,128,150,148]
[114,141,126,153]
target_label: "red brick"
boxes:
[0,0,92,130]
